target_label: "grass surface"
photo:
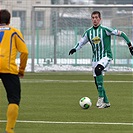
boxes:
[0,72,133,133]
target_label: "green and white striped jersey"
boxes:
[74,24,131,62]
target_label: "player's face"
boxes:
[91,14,101,27]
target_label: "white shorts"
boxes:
[92,57,112,77]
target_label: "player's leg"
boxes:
[92,63,104,106]
[94,76,109,103]
[92,63,104,107]
[1,73,21,133]
[95,64,105,97]
[94,57,111,108]
[95,65,110,108]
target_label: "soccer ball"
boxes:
[79,97,92,109]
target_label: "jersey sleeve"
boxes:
[120,32,131,44]
[15,30,28,75]
[105,27,121,36]
[74,32,89,50]
[19,52,28,75]
[105,27,131,44]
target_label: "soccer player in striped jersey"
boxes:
[69,11,133,109]
[0,9,28,132]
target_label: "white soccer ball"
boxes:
[79,97,92,109]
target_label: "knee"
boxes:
[95,64,104,76]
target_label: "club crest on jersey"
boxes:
[92,36,101,44]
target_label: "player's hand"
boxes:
[127,43,133,56]
[18,72,24,78]
[69,49,76,55]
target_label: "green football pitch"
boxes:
[0,72,133,133]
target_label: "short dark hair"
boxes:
[0,9,11,24]
[91,11,101,18]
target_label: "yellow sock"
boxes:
[6,104,19,133]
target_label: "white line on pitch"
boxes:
[19,79,133,83]
[0,120,133,126]
[1,79,133,83]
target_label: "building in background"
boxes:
[0,0,93,30]
[0,0,50,30]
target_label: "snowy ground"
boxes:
[16,58,133,72]
[25,64,133,72]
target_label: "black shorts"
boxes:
[0,73,21,105]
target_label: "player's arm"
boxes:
[19,52,28,77]
[119,31,133,56]
[15,31,28,77]
[19,44,28,77]
[69,33,89,55]
[107,28,133,56]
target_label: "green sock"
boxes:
[103,90,109,103]
[96,75,105,97]
[96,75,109,103]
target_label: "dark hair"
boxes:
[91,11,101,18]
[0,9,11,24]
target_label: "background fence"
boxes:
[28,5,133,72]
[1,1,133,72]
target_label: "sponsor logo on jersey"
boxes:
[92,36,101,44]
